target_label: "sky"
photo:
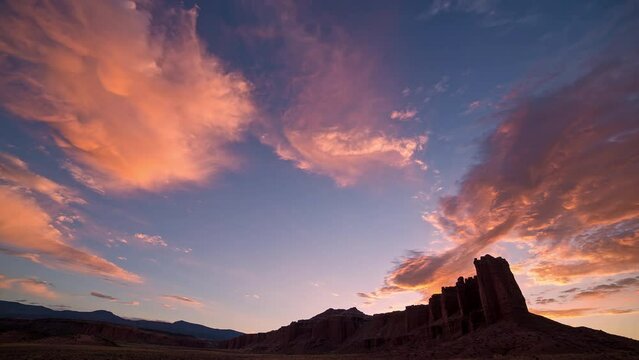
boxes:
[0,0,638,340]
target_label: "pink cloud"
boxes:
[249,3,427,186]
[531,307,639,318]
[0,1,254,192]
[0,274,59,300]
[372,55,639,295]
[390,108,418,121]
[161,294,202,307]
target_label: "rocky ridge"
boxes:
[220,254,639,357]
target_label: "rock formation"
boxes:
[220,254,530,353]
[474,254,528,323]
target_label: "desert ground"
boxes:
[1,344,637,360]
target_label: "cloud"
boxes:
[535,297,557,305]
[463,100,483,114]
[433,76,449,93]
[357,292,376,299]
[90,291,117,301]
[134,233,168,247]
[373,54,639,295]
[421,0,497,19]
[0,274,58,299]
[275,129,427,186]
[0,153,84,204]
[0,185,142,283]
[90,290,139,305]
[0,0,254,192]
[119,300,140,306]
[390,109,418,121]
[571,276,639,300]
[174,247,192,254]
[161,294,202,306]
[248,3,427,186]
[531,307,639,319]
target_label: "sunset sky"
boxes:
[0,0,638,340]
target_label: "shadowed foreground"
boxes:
[1,343,637,360]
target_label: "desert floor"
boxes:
[0,343,637,360]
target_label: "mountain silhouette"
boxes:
[0,300,241,341]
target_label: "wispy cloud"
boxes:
[0,158,142,283]
[135,233,168,247]
[0,1,254,192]
[390,108,418,121]
[535,297,557,305]
[90,291,139,306]
[571,276,639,300]
[420,0,497,20]
[531,307,639,319]
[0,274,58,300]
[90,291,117,301]
[0,153,84,204]
[161,294,202,306]
[462,100,484,114]
[433,76,449,94]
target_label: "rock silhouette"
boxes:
[1,255,637,358]
[0,318,209,347]
[220,254,637,355]
[0,300,241,341]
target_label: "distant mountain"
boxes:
[0,318,210,348]
[220,255,639,358]
[0,300,242,341]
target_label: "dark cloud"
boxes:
[90,292,117,301]
[573,276,639,300]
[535,297,557,305]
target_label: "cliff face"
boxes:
[221,254,528,353]
[474,254,528,323]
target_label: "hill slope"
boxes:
[0,300,242,341]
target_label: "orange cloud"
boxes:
[0,153,84,204]
[249,3,427,186]
[0,185,141,283]
[0,1,254,192]
[277,128,426,186]
[0,274,58,300]
[373,54,639,295]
